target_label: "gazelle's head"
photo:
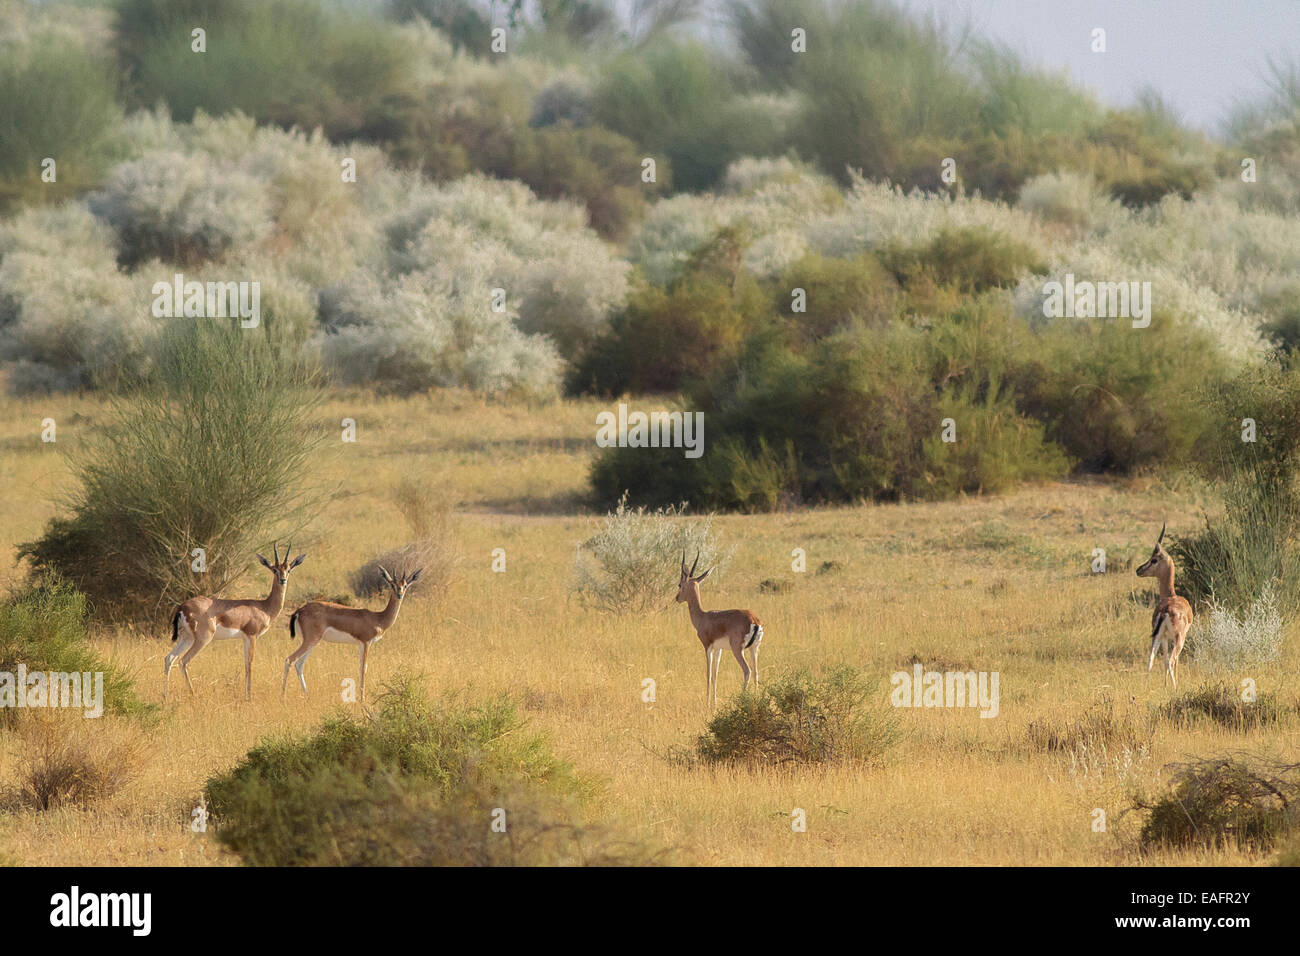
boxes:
[379,566,423,600]
[257,543,306,587]
[1135,523,1172,579]
[675,551,713,603]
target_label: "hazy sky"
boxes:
[899,0,1300,131]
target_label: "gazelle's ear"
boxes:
[289,553,306,570]
[694,566,714,583]
[257,554,272,569]
[408,568,423,584]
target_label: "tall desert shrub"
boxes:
[19,320,326,620]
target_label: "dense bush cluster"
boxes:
[205,677,663,865]
[0,112,627,397]
[3,0,1299,516]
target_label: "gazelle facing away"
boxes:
[1135,522,1193,688]
[676,551,763,711]
[283,566,423,703]
[165,544,306,701]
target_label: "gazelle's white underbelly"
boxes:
[214,625,247,641]
[322,626,374,645]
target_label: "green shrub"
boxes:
[0,578,151,725]
[774,252,900,344]
[205,677,663,865]
[1133,756,1300,852]
[18,321,325,620]
[1016,311,1223,473]
[692,666,899,766]
[1158,682,1293,731]
[592,317,1069,511]
[879,226,1047,296]
[513,122,657,239]
[115,0,429,141]
[594,39,777,192]
[0,33,124,211]
[1174,363,1300,612]
[570,263,772,396]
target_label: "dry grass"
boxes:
[1,713,150,812]
[0,390,1297,865]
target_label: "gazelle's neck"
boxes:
[1156,563,1175,600]
[262,574,286,617]
[684,585,707,626]
[379,591,403,629]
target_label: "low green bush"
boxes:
[205,677,664,865]
[0,578,151,725]
[691,666,899,766]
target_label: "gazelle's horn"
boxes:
[273,542,279,565]
[681,550,687,573]
[689,551,700,578]
[1157,522,1166,545]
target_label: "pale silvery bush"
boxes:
[315,269,560,398]
[1,109,617,396]
[1010,246,1265,365]
[628,158,840,284]
[1017,171,1122,230]
[807,174,1055,260]
[573,493,733,615]
[400,176,629,353]
[88,149,273,267]
[0,204,156,392]
[1190,584,1284,673]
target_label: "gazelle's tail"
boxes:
[171,609,181,643]
[744,622,763,649]
[289,611,299,639]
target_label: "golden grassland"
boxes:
[0,390,1296,866]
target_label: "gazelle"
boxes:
[165,544,306,701]
[1135,522,1193,688]
[283,566,423,703]
[675,551,763,711]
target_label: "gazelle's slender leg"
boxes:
[285,643,314,698]
[358,642,369,704]
[731,643,750,690]
[164,632,194,701]
[711,647,722,709]
[704,648,713,710]
[179,627,212,696]
[243,635,254,701]
[1146,633,1161,679]
[749,641,760,689]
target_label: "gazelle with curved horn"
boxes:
[283,566,423,703]
[675,551,764,711]
[165,543,307,701]
[1135,522,1193,688]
